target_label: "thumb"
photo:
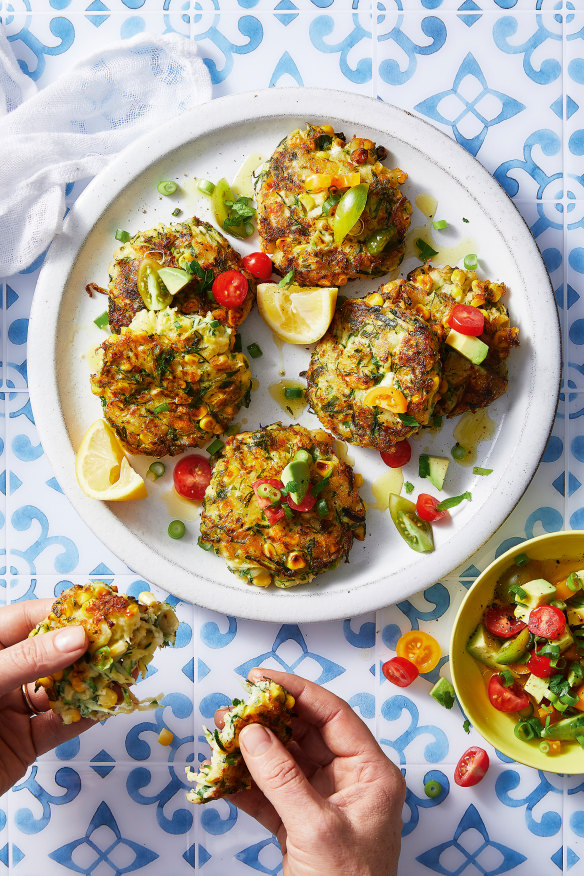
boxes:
[0,625,88,696]
[239,723,322,829]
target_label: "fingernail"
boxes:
[240,723,272,756]
[54,626,86,653]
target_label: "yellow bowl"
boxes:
[450,530,584,774]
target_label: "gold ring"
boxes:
[21,684,40,717]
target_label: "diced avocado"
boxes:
[549,625,574,653]
[427,455,450,491]
[430,677,455,709]
[540,714,584,740]
[495,627,531,665]
[520,578,556,609]
[281,450,312,504]
[445,329,488,365]
[466,624,505,669]
[523,673,551,703]
[514,604,530,624]
[567,595,584,626]
[158,266,192,295]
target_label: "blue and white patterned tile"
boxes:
[195,803,281,875]
[564,775,584,875]
[193,7,374,94]
[565,222,584,395]
[398,761,564,876]
[565,10,583,201]
[5,394,130,577]
[376,10,564,204]
[9,762,196,875]
[4,271,32,393]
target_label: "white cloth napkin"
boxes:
[0,33,212,275]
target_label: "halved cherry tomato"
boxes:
[396,630,441,673]
[527,605,566,640]
[242,252,273,281]
[264,505,285,525]
[382,656,419,687]
[454,746,489,787]
[488,674,529,712]
[286,492,316,512]
[416,493,449,523]
[173,454,212,501]
[212,270,248,308]
[448,304,484,337]
[483,604,527,639]
[527,651,555,679]
[380,440,412,468]
[389,494,434,553]
[253,478,284,509]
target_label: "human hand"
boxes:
[0,598,94,795]
[215,667,405,876]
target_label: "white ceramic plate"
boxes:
[28,88,559,622]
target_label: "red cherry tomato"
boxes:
[454,746,489,787]
[488,674,529,713]
[242,251,273,281]
[415,493,449,523]
[264,505,285,525]
[286,492,316,512]
[380,440,412,468]
[212,270,248,308]
[381,656,419,687]
[173,454,212,501]
[527,605,566,640]
[252,478,284,509]
[448,304,485,337]
[483,604,527,639]
[527,652,555,679]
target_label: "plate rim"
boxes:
[28,87,560,622]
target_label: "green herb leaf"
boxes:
[418,454,430,479]
[404,481,414,494]
[278,269,295,288]
[398,413,419,427]
[472,466,493,476]
[415,238,439,261]
[436,491,472,511]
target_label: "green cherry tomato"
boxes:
[137,257,172,311]
[333,183,369,245]
[389,493,434,553]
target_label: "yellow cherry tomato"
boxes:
[396,630,441,673]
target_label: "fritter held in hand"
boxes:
[30,582,178,724]
[306,297,442,450]
[254,124,411,286]
[376,263,520,417]
[90,307,252,457]
[107,216,256,332]
[186,679,295,804]
[199,423,366,588]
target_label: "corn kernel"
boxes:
[139,590,157,606]
[37,676,53,688]
[98,688,119,709]
[200,415,217,432]
[68,708,82,723]
[71,676,86,693]
[320,124,334,135]
[192,405,208,419]
[263,542,279,561]
[250,569,271,588]
[354,473,363,488]
[109,640,127,658]
[158,728,174,746]
[286,552,306,571]
[366,292,384,307]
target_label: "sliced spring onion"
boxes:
[284,387,303,399]
[539,740,550,754]
[115,229,130,242]
[514,552,530,567]
[168,520,186,539]
[197,536,213,551]
[197,178,215,195]
[171,207,182,217]
[247,342,263,359]
[206,438,225,456]
[424,780,442,798]
[322,192,342,216]
[233,333,242,353]
[451,443,467,461]
[432,219,448,230]
[94,311,109,329]
[473,466,493,476]
[147,461,166,480]
[464,253,478,270]
[152,402,169,414]
[158,180,178,196]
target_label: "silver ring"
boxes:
[21,684,40,716]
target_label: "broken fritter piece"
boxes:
[29,582,178,724]
[186,679,295,804]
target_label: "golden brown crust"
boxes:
[255,124,411,286]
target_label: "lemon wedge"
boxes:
[257,283,337,344]
[75,419,147,501]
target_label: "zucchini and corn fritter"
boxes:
[306,297,442,451]
[255,124,411,287]
[306,264,519,450]
[107,216,256,333]
[199,423,366,588]
[186,679,295,804]
[29,582,178,724]
[90,307,252,457]
[378,263,520,417]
